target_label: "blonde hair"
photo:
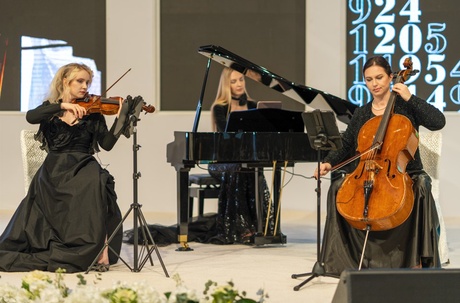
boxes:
[210,67,250,130]
[46,63,94,103]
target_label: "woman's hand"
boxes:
[314,162,332,179]
[60,102,87,125]
[116,98,125,118]
[392,83,412,101]
[61,102,87,119]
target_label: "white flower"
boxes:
[101,281,167,303]
[167,285,199,303]
[65,285,109,303]
[0,270,265,303]
[0,283,30,303]
[20,270,57,301]
[127,281,166,303]
[30,284,63,303]
[22,270,52,286]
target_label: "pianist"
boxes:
[207,67,274,245]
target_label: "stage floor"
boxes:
[0,210,459,302]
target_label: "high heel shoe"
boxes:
[241,232,255,245]
[91,263,110,272]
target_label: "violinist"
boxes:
[0,63,128,272]
[315,56,446,275]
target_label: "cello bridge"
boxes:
[365,160,383,174]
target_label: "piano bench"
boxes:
[189,173,220,217]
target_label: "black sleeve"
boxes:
[212,105,228,132]
[407,95,446,131]
[95,115,119,151]
[26,101,62,124]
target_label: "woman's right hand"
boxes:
[313,162,332,179]
[61,102,87,120]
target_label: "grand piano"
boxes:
[166,45,357,250]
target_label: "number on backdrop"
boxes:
[347,0,460,112]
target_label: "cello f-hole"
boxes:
[353,164,366,179]
[384,159,392,177]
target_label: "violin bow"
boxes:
[103,68,132,95]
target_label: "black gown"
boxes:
[208,101,274,244]
[321,95,446,276]
[0,102,123,273]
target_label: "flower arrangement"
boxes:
[0,269,268,303]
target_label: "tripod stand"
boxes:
[291,110,342,291]
[86,99,168,276]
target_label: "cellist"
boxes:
[314,56,446,276]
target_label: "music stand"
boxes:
[225,108,304,133]
[291,109,342,290]
[225,108,304,244]
[86,96,168,276]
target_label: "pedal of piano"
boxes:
[253,233,287,246]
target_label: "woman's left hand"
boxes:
[116,98,124,118]
[392,83,412,101]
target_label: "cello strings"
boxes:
[330,142,382,173]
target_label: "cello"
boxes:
[336,57,419,232]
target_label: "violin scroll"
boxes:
[142,103,155,114]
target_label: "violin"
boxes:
[72,94,155,116]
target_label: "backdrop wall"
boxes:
[1,1,459,226]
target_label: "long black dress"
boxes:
[0,101,123,273]
[208,101,274,244]
[321,95,446,276]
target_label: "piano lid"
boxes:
[198,45,357,125]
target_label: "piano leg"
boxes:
[254,167,263,233]
[253,166,287,245]
[176,169,193,251]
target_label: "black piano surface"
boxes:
[168,131,317,170]
[166,45,358,250]
[197,45,357,125]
